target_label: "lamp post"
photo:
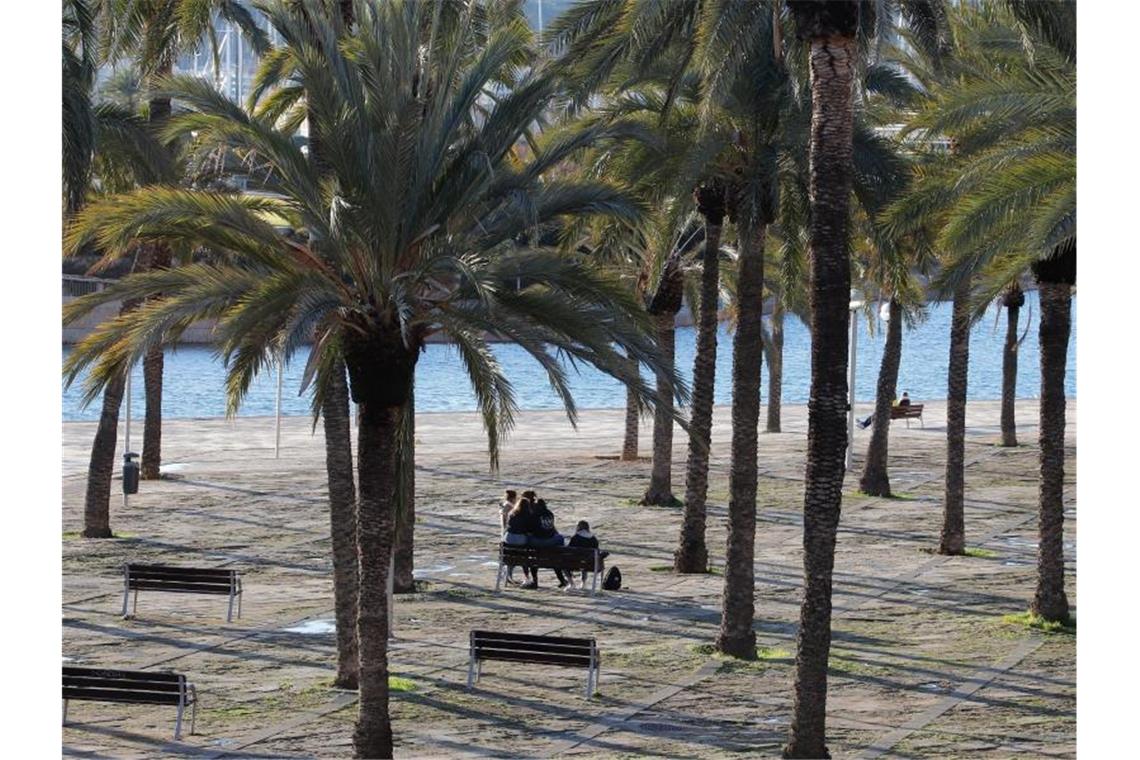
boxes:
[274,354,283,459]
[846,288,865,471]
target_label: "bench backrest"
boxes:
[892,404,924,417]
[471,630,596,668]
[499,545,600,571]
[126,564,237,596]
[63,667,187,705]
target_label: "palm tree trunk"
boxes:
[353,401,398,759]
[621,350,640,461]
[939,282,971,556]
[1031,282,1071,621]
[675,216,723,572]
[717,221,764,657]
[140,77,173,481]
[323,358,359,690]
[393,384,416,594]
[642,312,678,505]
[784,14,858,758]
[83,366,127,538]
[1000,283,1024,447]
[765,303,784,433]
[858,298,902,496]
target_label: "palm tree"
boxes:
[782,2,862,754]
[674,180,726,572]
[63,4,680,755]
[889,0,1074,617]
[65,0,173,538]
[999,281,1025,447]
[101,0,270,481]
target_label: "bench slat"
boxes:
[63,676,184,692]
[474,641,595,657]
[64,667,182,683]
[127,566,235,579]
[473,650,594,668]
[64,687,184,705]
[127,580,234,594]
[472,631,594,648]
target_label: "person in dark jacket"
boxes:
[568,520,606,587]
[527,499,567,588]
[503,498,534,586]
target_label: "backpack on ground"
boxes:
[602,566,622,591]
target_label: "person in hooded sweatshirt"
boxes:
[568,520,607,587]
[527,499,568,588]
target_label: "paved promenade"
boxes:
[62,400,1076,758]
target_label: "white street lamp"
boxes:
[846,288,865,471]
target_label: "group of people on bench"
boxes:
[498,489,603,590]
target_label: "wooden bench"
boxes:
[467,630,600,698]
[63,666,198,739]
[890,403,924,427]
[495,545,606,596]
[122,564,243,621]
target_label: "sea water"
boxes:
[62,290,1075,421]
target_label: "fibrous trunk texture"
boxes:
[1031,283,1071,622]
[675,220,723,572]
[1000,284,1024,447]
[394,385,416,594]
[140,85,172,481]
[784,27,857,760]
[858,298,902,496]
[939,282,971,555]
[766,304,784,433]
[353,402,399,759]
[717,222,765,657]
[83,366,127,538]
[323,358,359,690]
[642,312,677,505]
[83,300,136,538]
[621,350,640,461]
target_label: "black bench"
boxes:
[495,545,606,596]
[122,564,243,621]
[63,666,198,739]
[891,403,924,427]
[467,630,600,698]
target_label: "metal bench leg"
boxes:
[174,701,184,741]
[190,686,198,735]
[121,567,130,617]
[466,654,476,689]
[227,590,235,623]
[591,569,599,597]
[237,589,243,619]
[133,589,139,615]
[494,560,505,594]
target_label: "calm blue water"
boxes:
[62,290,1076,421]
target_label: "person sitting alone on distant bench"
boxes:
[859,391,914,430]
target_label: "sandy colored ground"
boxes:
[62,399,1076,758]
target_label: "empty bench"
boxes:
[123,564,243,621]
[495,545,606,596]
[467,631,600,698]
[63,666,198,739]
[890,403,924,427]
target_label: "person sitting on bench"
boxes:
[499,490,520,584]
[568,520,608,588]
[527,499,568,589]
[860,391,915,429]
[503,498,534,587]
[898,391,912,406]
